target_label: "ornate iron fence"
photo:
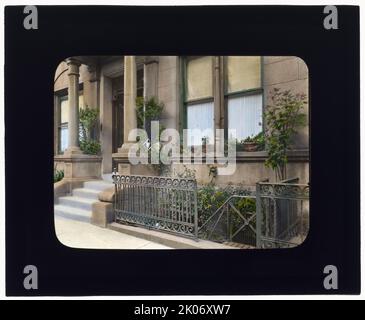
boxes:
[198,195,257,246]
[112,172,199,239]
[256,179,310,248]
[198,178,310,249]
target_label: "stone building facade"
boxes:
[54,56,309,187]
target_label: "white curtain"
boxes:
[187,101,214,146]
[60,126,68,152]
[228,93,263,141]
[60,98,69,124]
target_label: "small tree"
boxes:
[264,88,307,181]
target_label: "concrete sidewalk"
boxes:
[55,216,172,249]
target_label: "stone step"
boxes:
[54,204,91,223]
[83,180,114,191]
[102,173,114,183]
[58,196,96,211]
[72,188,100,200]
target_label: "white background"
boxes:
[0,0,363,300]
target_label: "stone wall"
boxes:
[263,56,309,149]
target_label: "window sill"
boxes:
[170,149,309,163]
[236,149,309,162]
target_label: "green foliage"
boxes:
[197,184,252,226]
[243,135,254,143]
[54,169,64,183]
[79,106,98,140]
[253,131,265,151]
[80,139,101,155]
[79,106,101,155]
[136,96,164,128]
[236,132,265,151]
[135,96,166,174]
[264,88,307,180]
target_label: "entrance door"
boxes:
[112,76,124,170]
[112,93,124,153]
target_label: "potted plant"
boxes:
[243,135,258,151]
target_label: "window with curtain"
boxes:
[226,56,263,142]
[59,97,69,153]
[185,56,214,146]
[58,93,84,154]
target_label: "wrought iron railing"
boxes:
[256,179,310,248]
[112,172,199,239]
[112,171,309,248]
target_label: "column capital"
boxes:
[66,58,81,76]
[66,57,82,67]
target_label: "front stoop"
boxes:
[54,179,114,222]
[108,223,239,249]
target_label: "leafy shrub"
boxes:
[253,131,265,151]
[80,139,101,155]
[136,96,164,129]
[79,106,98,140]
[54,169,64,183]
[197,184,253,226]
[79,106,100,155]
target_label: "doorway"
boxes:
[112,76,124,171]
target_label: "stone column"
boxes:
[65,58,82,154]
[118,55,137,154]
[143,56,159,99]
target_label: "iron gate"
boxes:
[198,178,310,248]
[112,172,199,239]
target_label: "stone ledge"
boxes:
[107,222,238,249]
[111,149,309,164]
[55,154,102,163]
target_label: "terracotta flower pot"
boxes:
[243,142,258,152]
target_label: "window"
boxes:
[226,56,263,142]
[183,56,263,147]
[184,56,214,146]
[59,97,69,153]
[57,93,84,154]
